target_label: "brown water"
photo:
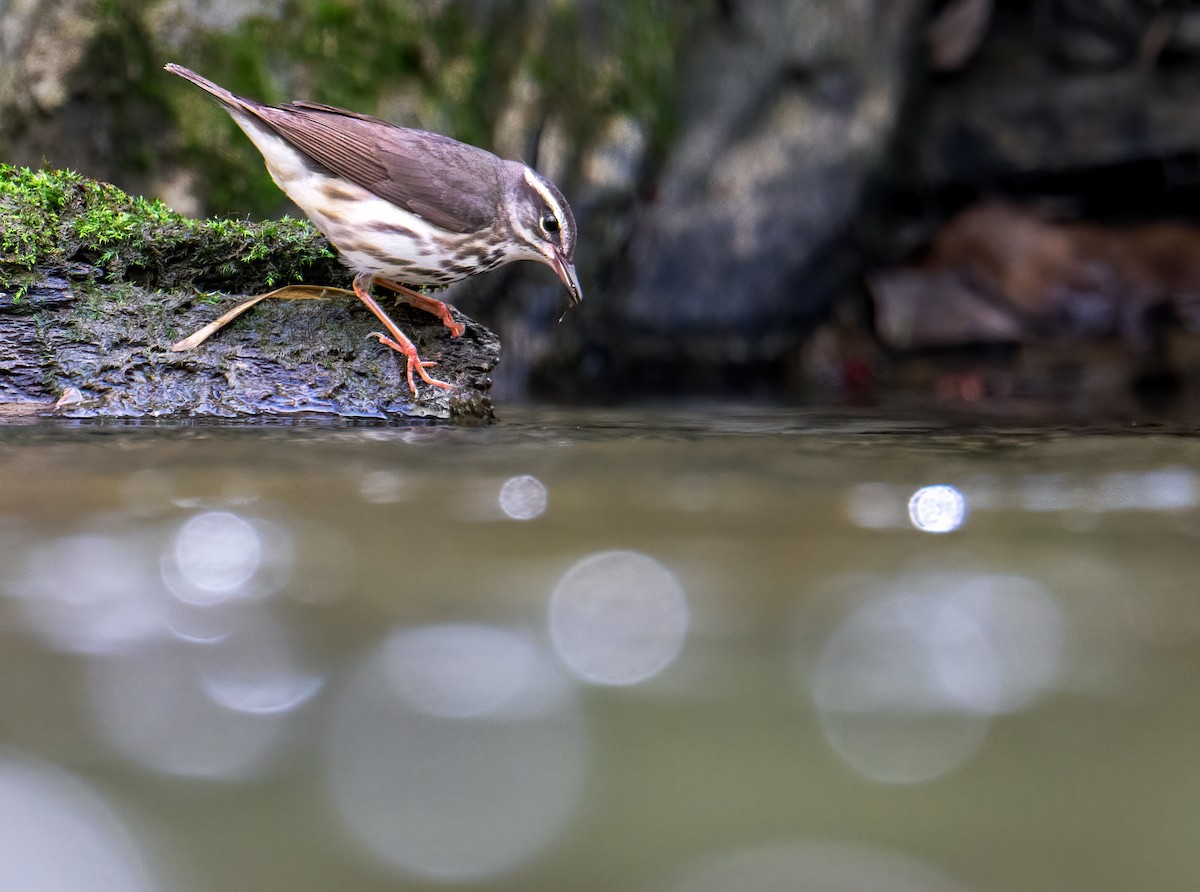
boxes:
[0,407,1198,892]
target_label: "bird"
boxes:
[164,63,581,393]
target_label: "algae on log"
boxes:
[0,166,499,422]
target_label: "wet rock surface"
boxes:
[0,167,499,422]
[2,274,499,423]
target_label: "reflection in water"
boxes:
[843,482,909,529]
[197,611,324,714]
[907,484,967,533]
[1,415,1198,892]
[168,511,263,605]
[849,467,1198,532]
[85,634,294,780]
[1008,468,1200,515]
[499,474,548,520]
[120,468,177,517]
[383,624,542,718]
[947,573,1065,713]
[808,572,1064,783]
[10,534,165,655]
[665,472,719,513]
[164,512,293,607]
[0,751,159,892]
[358,469,406,504]
[813,592,992,783]
[1090,467,1198,512]
[549,550,689,686]
[4,506,325,778]
[669,842,967,892]
[1016,473,1075,513]
[5,508,296,656]
[326,624,586,881]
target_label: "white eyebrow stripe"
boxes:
[522,166,566,224]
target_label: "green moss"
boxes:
[0,164,341,298]
[0,167,72,269]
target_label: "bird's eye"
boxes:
[540,213,560,234]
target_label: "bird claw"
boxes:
[366,333,453,392]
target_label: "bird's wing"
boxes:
[253,102,501,234]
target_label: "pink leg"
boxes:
[352,274,452,393]
[375,277,466,337]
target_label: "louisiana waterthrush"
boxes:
[165,63,581,393]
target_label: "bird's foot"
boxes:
[367,333,453,392]
[354,274,455,394]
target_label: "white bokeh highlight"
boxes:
[3,510,297,654]
[549,550,689,686]
[813,593,992,783]
[908,484,967,533]
[941,573,1066,713]
[326,624,586,882]
[805,571,1066,784]
[197,612,324,715]
[10,534,165,655]
[0,751,159,892]
[498,474,548,520]
[384,624,539,718]
[167,511,263,605]
[85,632,294,781]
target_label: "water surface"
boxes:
[0,407,1197,891]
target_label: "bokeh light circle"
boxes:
[171,511,262,603]
[0,751,159,892]
[908,485,967,533]
[499,475,548,520]
[326,624,586,882]
[812,593,992,783]
[549,550,689,686]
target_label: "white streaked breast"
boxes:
[225,110,478,284]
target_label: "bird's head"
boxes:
[503,163,582,308]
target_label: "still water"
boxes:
[0,407,1197,892]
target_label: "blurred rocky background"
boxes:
[6,0,1200,408]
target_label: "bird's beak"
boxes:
[548,247,583,306]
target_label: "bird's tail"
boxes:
[164,63,254,112]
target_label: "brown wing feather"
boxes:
[252,103,502,234]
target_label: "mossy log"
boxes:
[0,166,498,422]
